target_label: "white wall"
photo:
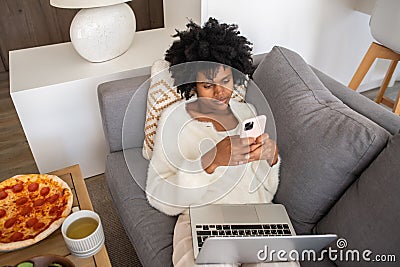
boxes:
[201,0,398,91]
[164,0,201,28]
[354,0,376,15]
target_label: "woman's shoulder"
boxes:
[230,99,257,120]
[159,99,189,122]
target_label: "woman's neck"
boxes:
[185,100,238,132]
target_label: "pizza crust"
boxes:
[0,174,73,251]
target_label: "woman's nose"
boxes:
[214,84,224,96]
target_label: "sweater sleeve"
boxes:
[249,156,281,197]
[145,105,217,216]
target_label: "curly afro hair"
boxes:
[165,18,254,100]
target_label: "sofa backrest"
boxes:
[311,67,400,135]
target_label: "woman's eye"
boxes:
[223,79,231,84]
[203,84,213,89]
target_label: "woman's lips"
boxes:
[214,98,228,105]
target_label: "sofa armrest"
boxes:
[98,75,150,153]
[312,67,400,135]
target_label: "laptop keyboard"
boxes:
[195,224,292,249]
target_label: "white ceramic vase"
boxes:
[70,3,136,62]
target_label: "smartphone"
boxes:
[239,115,267,138]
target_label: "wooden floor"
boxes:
[360,81,400,111]
[0,73,38,181]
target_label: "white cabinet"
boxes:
[10,28,174,178]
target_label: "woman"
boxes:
[146,18,297,267]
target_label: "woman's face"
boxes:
[196,66,234,111]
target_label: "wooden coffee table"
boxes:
[0,165,112,267]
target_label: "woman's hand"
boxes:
[248,133,278,166]
[201,135,255,174]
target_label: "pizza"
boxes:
[0,174,73,251]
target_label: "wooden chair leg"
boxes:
[349,42,400,115]
[348,43,378,90]
[393,88,400,115]
[375,60,399,103]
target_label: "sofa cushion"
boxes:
[252,46,390,234]
[143,60,181,160]
[312,67,400,135]
[105,149,176,266]
[315,132,400,266]
[118,198,176,267]
[106,148,148,200]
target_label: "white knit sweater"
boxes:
[146,99,281,216]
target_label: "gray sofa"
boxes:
[98,46,400,267]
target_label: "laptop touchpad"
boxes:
[222,206,259,223]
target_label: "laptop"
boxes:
[190,204,337,264]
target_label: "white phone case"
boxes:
[239,115,267,138]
